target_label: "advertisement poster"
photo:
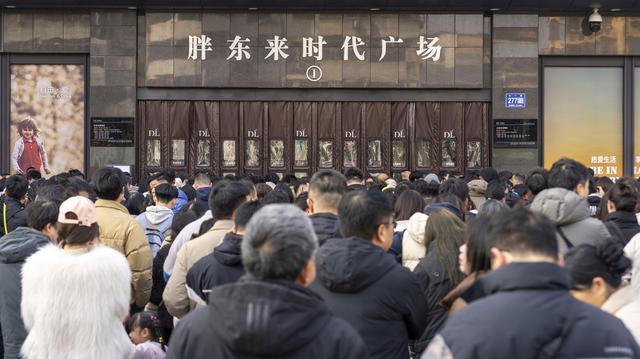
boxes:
[10,64,85,175]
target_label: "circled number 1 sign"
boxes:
[306,65,323,82]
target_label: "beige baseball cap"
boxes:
[57,196,98,227]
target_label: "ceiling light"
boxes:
[127,6,136,10]
[489,8,500,11]
[248,7,258,10]
[610,8,622,12]
[370,7,380,11]
[5,5,16,8]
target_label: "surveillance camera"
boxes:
[589,9,602,33]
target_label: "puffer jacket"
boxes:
[95,199,153,308]
[1,197,27,237]
[402,212,429,271]
[0,227,49,359]
[309,213,341,246]
[603,234,640,344]
[530,188,610,254]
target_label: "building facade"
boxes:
[0,3,637,179]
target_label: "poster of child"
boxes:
[9,64,85,176]
[11,117,50,174]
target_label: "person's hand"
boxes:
[44,168,51,175]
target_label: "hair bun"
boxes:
[596,239,631,277]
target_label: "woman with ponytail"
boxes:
[21,196,133,359]
[565,238,640,344]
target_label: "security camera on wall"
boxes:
[588,9,603,33]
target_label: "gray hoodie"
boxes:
[0,227,50,359]
[530,187,610,254]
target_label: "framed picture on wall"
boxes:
[343,140,357,168]
[466,141,482,169]
[417,140,432,168]
[294,139,309,167]
[270,140,285,168]
[222,140,236,167]
[319,140,333,168]
[246,139,260,167]
[171,139,186,167]
[367,140,382,167]
[196,139,211,167]
[392,140,406,168]
[442,140,456,168]
[146,139,161,167]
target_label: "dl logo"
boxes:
[443,130,455,139]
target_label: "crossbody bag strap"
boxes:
[557,226,573,249]
[538,302,580,359]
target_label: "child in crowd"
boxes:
[129,311,167,359]
[11,117,50,175]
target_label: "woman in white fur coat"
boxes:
[21,196,134,359]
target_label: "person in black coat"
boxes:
[0,175,29,236]
[168,204,366,359]
[424,209,640,359]
[186,201,262,304]
[0,200,58,359]
[603,180,640,245]
[307,170,346,246]
[312,190,427,359]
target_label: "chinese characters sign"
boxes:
[188,34,442,63]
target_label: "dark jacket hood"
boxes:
[196,187,211,210]
[309,213,341,246]
[0,226,49,264]
[479,262,570,296]
[213,232,242,266]
[316,237,397,293]
[605,210,638,226]
[208,280,332,356]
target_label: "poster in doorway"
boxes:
[9,64,85,175]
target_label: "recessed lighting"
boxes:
[489,8,500,11]
[248,7,258,10]
[127,6,136,10]
[610,8,622,12]
[370,7,380,11]
[5,5,16,8]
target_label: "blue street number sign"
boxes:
[505,93,526,108]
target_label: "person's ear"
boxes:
[607,200,616,213]
[592,277,608,297]
[295,258,317,287]
[490,247,511,270]
[306,197,315,214]
[141,328,151,339]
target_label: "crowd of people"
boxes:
[0,157,640,358]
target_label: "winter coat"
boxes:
[0,227,49,359]
[412,246,460,353]
[186,232,245,306]
[604,211,640,245]
[402,212,429,271]
[21,244,133,359]
[312,237,427,359]
[309,213,341,246]
[171,189,188,214]
[163,219,234,318]
[346,184,367,192]
[96,199,153,308]
[1,197,27,237]
[530,188,610,254]
[602,234,640,345]
[163,210,213,277]
[133,341,166,359]
[195,187,210,211]
[167,280,367,359]
[424,262,640,359]
[136,206,174,257]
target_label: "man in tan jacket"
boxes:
[164,180,252,318]
[93,167,153,310]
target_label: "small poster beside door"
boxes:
[246,139,260,167]
[442,140,456,168]
[197,139,210,167]
[295,139,309,167]
[222,140,236,167]
[146,140,161,167]
[367,140,382,167]
[171,139,186,167]
[270,140,285,168]
[343,140,357,168]
[319,140,333,168]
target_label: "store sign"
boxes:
[494,119,537,148]
[505,93,526,108]
[91,117,135,147]
[187,34,442,63]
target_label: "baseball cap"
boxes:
[58,196,98,227]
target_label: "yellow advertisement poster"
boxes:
[544,67,623,177]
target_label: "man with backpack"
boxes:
[136,183,178,257]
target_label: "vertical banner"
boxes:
[10,64,85,175]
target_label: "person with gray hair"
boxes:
[167,204,367,359]
[478,199,509,218]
